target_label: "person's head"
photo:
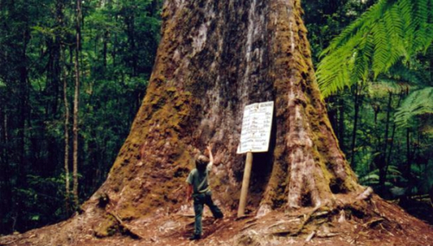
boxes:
[195,155,209,172]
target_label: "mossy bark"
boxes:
[91,0,363,226]
[258,0,362,213]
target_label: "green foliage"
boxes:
[394,87,433,128]
[303,0,373,64]
[0,0,162,235]
[358,165,401,186]
[317,0,433,97]
[368,81,404,98]
[387,62,430,87]
[312,0,433,203]
[411,161,433,194]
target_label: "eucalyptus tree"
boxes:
[2,0,431,245]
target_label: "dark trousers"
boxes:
[193,191,223,236]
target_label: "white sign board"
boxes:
[237,101,274,154]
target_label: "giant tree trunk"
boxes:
[2,0,432,245]
[96,0,362,220]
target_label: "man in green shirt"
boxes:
[186,145,223,240]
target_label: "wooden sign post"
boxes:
[237,101,274,217]
[238,151,253,217]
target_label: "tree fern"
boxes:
[358,165,402,186]
[368,80,405,99]
[394,87,433,128]
[317,0,433,97]
[373,62,433,129]
[387,62,430,87]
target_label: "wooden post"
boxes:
[238,151,253,217]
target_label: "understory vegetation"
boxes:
[0,0,162,234]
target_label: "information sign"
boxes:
[237,101,274,154]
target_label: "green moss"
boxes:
[94,215,118,238]
[117,204,138,221]
[107,81,201,219]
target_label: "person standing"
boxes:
[186,145,224,240]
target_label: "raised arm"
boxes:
[207,145,214,165]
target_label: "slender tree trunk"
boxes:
[350,83,361,167]
[62,48,70,213]
[112,11,118,69]
[405,129,412,189]
[125,11,137,76]
[55,0,70,213]
[0,103,11,234]
[379,92,393,186]
[383,92,392,150]
[326,96,338,137]
[383,92,404,181]
[14,21,30,232]
[72,0,82,208]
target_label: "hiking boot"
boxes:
[215,214,224,219]
[189,234,201,240]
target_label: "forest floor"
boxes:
[1,195,433,246]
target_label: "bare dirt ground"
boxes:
[1,195,433,246]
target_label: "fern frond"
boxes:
[368,81,405,98]
[387,62,429,87]
[317,0,433,97]
[394,87,433,128]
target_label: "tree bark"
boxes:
[383,91,404,183]
[379,92,393,186]
[4,1,433,245]
[15,18,30,232]
[72,0,82,208]
[350,83,361,168]
[92,0,362,222]
[62,48,71,213]
[0,102,11,234]
[405,129,412,188]
[53,0,71,213]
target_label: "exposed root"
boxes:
[363,217,384,228]
[106,211,143,239]
[292,203,324,236]
[356,187,374,200]
[256,204,272,218]
[0,238,20,245]
[94,194,144,239]
[305,230,315,242]
[268,187,399,240]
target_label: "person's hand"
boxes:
[186,195,192,203]
[207,144,214,163]
[206,144,212,153]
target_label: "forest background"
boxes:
[0,0,432,236]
